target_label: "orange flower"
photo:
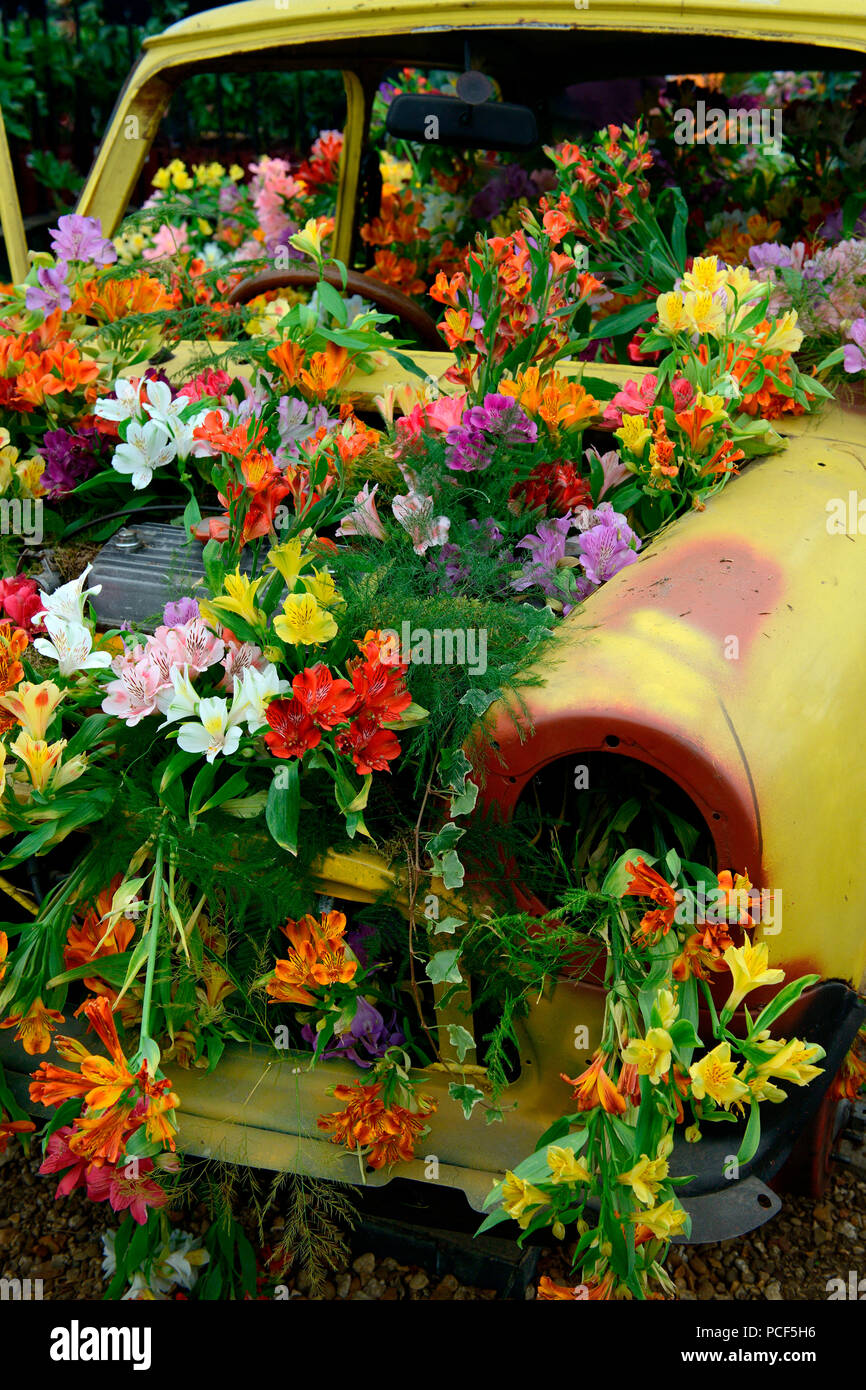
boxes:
[0,930,6,981]
[537,1271,617,1300]
[0,620,27,695]
[299,342,351,398]
[29,996,134,1108]
[622,857,679,944]
[72,274,177,322]
[64,877,137,994]
[267,909,358,1006]
[0,1112,35,1155]
[561,1052,627,1115]
[317,1081,436,1169]
[0,998,65,1055]
[369,249,426,297]
[268,339,305,385]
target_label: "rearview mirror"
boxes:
[386,93,538,151]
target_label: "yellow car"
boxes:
[2,0,865,1245]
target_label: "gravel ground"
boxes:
[2,1138,864,1300]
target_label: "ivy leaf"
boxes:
[426,949,463,985]
[448,1082,485,1118]
[446,1024,475,1062]
[431,916,464,936]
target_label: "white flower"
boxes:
[167,409,210,461]
[157,663,200,723]
[111,419,177,490]
[34,561,101,628]
[232,663,290,732]
[33,615,112,677]
[176,695,245,762]
[93,377,142,424]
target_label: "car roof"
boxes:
[146,0,866,57]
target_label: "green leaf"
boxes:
[448,1082,485,1118]
[736,1101,761,1166]
[47,949,133,990]
[748,975,819,1038]
[266,763,300,856]
[589,299,655,341]
[431,916,464,936]
[316,278,348,326]
[426,949,463,985]
[445,1024,475,1062]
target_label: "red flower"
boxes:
[348,656,412,724]
[336,716,401,774]
[0,574,42,633]
[264,698,321,759]
[292,664,357,729]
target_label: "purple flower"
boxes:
[301,997,404,1069]
[49,214,117,267]
[275,396,335,457]
[445,394,536,472]
[843,319,866,375]
[163,597,200,627]
[512,514,573,603]
[218,184,242,213]
[748,241,796,272]
[25,264,72,318]
[575,520,640,585]
[40,427,108,496]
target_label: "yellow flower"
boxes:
[229,164,244,182]
[0,680,64,740]
[761,310,803,355]
[684,1123,702,1143]
[633,1198,688,1240]
[209,570,266,629]
[683,290,726,337]
[152,166,171,190]
[500,1172,548,1229]
[741,1071,787,1104]
[724,263,763,302]
[721,939,785,1015]
[682,255,726,297]
[615,413,652,458]
[289,218,327,260]
[274,594,337,646]
[546,1145,592,1185]
[752,1036,824,1087]
[9,731,66,793]
[16,456,45,497]
[689,1041,750,1108]
[302,569,342,610]
[197,218,213,237]
[622,1027,673,1084]
[656,291,688,334]
[268,537,312,591]
[617,1153,668,1206]
[655,989,679,1030]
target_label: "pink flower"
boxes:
[86,1157,168,1225]
[143,221,190,260]
[424,395,466,432]
[336,483,387,542]
[177,369,234,403]
[39,1126,91,1198]
[671,375,695,411]
[220,634,269,693]
[602,374,657,427]
[585,446,631,500]
[391,492,450,555]
[158,619,225,674]
[101,651,167,725]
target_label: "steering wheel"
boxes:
[225,265,446,350]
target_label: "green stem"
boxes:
[138,836,165,1053]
